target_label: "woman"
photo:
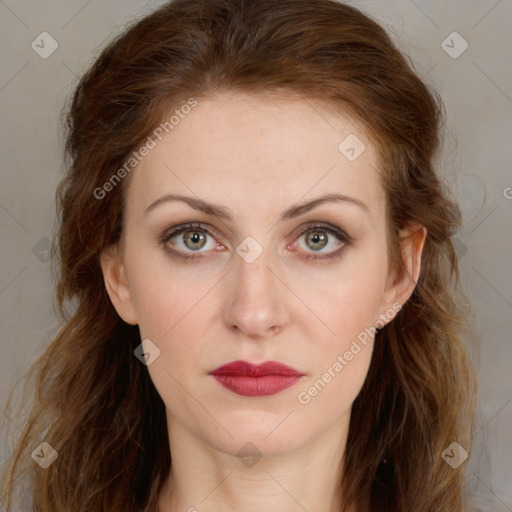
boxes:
[0,0,476,510]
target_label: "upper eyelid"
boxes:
[162,221,349,246]
[163,222,219,241]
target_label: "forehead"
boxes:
[125,91,385,225]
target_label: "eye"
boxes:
[160,222,352,263]
[292,223,351,262]
[160,223,221,261]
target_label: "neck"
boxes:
[158,412,354,512]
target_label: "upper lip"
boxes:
[209,360,304,377]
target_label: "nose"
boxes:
[222,247,290,339]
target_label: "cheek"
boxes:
[133,292,211,428]
[297,292,378,412]
[127,249,212,339]
[128,258,215,385]
[292,254,387,411]
[293,274,382,417]
[297,340,374,410]
[293,251,388,346]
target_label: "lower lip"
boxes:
[211,375,302,396]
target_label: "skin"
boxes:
[100,91,426,512]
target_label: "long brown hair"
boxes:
[1,0,476,510]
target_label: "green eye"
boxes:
[160,222,351,263]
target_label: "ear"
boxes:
[377,224,427,327]
[100,244,138,325]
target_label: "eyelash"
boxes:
[159,222,352,263]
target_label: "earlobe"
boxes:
[378,224,427,326]
[100,244,138,325]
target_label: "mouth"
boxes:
[208,360,304,397]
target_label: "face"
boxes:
[101,91,425,459]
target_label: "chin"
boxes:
[202,412,318,459]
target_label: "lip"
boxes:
[209,360,304,397]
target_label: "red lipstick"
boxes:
[209,360,304,397]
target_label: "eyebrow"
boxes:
[143,192,370,222]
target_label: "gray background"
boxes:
[1,0,511,509]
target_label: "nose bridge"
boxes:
[223,239,288,336]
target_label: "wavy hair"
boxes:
[1,0,476,510]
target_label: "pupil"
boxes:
[308,231,327,250]
[185,230,206,250]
